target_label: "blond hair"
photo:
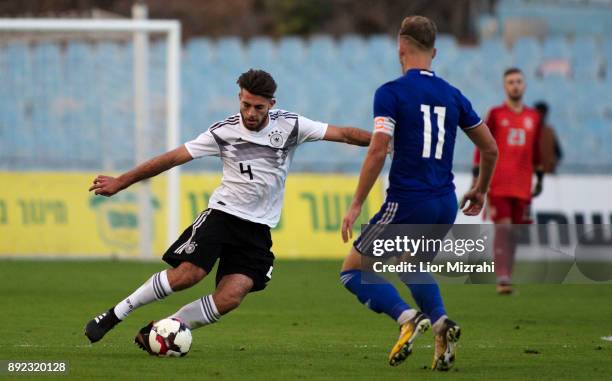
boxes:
[398,16,437,51]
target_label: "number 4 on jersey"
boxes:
[239,162,253,180]
[420,104,447,159]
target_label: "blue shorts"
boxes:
[353,192,458,255]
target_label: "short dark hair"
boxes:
[237,69,277,99]
[504,67,523,77]
[534,101,549,116]
[398,15,437,51]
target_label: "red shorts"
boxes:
[486,195,531,224]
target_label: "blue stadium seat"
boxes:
[436,34,458,52]
[512,37,541,77]
[149,41,168,94]
[306,35,337,70]
[214,37,246,74]
[364,35,400,78]
[32,43,62,92]
[480,38,514,80]
[246,37,276,72]
[481,38,511,64]
[65,43,95,106]
[432,35,460,78]
[571,37,599,63]
[571,37,603,81]
[338,35,367,69]
[274,67,310,112]
[366,35,394,59]
[542,36,570,60]
[497,0,612,36]
[603,39,612,64]
[277,36,306,69]
[2,36,610,173]
[573,61,600,81]
[449,47,482,80]
[184,38,215,68]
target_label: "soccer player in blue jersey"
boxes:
[340,16,498,370]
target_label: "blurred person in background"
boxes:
[534,101,563,174]
[471,68,544,295]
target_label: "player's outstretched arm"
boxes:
[461,123,498,216]
[89,146,193,197]
[323,125,371,146]
[342,132,390,242]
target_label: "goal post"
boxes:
[0,17,182,257]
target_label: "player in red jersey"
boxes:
[470,67,543,294]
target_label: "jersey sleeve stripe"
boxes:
[210,119,240,131]
[461,119,483,131]
[271,111,298,120]
[209,115,240,130]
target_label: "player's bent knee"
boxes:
[185,267,206,286]
[213,290,244,314]
[168,262,207,290]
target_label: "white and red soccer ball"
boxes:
[148,318,192,357]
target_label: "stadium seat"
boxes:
[481,38,512,66]
[305,35,337,70]
[277,36,306,69]
[571,37,599,63]
[184,37,215,68]
[512,37,541,77]
[570,37,601,80]
[366,35,395,60]
[215,37,246,75]
[436,34,458,52]
[32,43,62,92]
[602,39,612,65]
[2,34,610,173]
[337,35,367,69]
[542,36,570,60]
[246,36,277,72]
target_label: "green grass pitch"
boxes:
[1,259,611,380]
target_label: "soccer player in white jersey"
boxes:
[84,69,371,352]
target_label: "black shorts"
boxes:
[162,208,275,292]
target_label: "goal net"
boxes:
[0,18,181,259]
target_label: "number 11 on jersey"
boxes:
[420,104,447,160]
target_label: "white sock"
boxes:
[432,315,449,335]
[113,270,173,320]
[396,308,418,325]
[170,295,220,329]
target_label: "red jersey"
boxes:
[474,103,542,200]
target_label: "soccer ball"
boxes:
[148,318,192,357]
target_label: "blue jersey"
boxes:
[373,69,481,202]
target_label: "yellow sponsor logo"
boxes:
[89,192,160,251]
[0,172,383,259]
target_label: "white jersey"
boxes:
[184,109,328,227]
